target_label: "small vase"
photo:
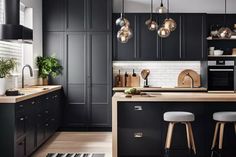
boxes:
[0,78,6,95]
[43,77,49,85]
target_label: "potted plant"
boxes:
[0,58,17,95]
[36,56,63,85]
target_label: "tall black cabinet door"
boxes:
[113,14,137,61]
[182,14,207,60]
[43,0,65,31]
[43,32,65,86]
[87,0,112,31]
[88,32,112,127]
[64,33,88,127]
[66,0,87,31]
[160,14,182,60]
[138,14,159,60]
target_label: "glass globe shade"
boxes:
[145,18,152,26]
[158,27,170,38]
[148,21,158,31]
[121,25,133,39]
[156,4,167,13]
[163,18,177,31]
[217,27,232,39]
[117,30,129,43]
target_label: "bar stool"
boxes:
[164,111,196,156]
[211,112,236,157]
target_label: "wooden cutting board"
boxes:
[130,76,140,87]
[178,69,201,88]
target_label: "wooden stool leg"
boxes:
[185,123,191,149]
[188,123,196,155]
[165,122,175,149]
[219,123,225,150]
[211,122,220,150]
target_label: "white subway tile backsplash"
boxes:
[113,61,201,87]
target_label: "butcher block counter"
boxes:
[112,92,236,157]
[0,85,62,103]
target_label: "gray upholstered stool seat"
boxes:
[164,111,195,122]
[213,112,236,122]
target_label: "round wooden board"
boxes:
[177,69,201,88]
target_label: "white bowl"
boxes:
[214,50,224,56]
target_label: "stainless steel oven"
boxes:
[208,60,235,91]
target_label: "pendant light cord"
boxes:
[166,0,169,18]
[151,0,153,18]
[224,0,226,26]
[121,0,124,17]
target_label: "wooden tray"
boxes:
[178,69,201,88]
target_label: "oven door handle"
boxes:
[209,69,234,72]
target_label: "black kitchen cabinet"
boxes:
[43,0,65,31]
[182,14,207,60]
[0,90,62,157]
[112,13,207,61]
[160,14,182,60]
[138,14,160,60]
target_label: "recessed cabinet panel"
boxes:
[65,104,87,126]
[91,105,109,125]
[67,33,87,84]
[113,14,136,60]
[91,85,109,104]
[182,14,206,60]
[66,0,86,31]
[88,0,111,31]
[43,0,65,31]
[68,84,86,104]
[138,14,159,60]
[43,32,64,85]
[89,33,111,84]
[160,14,182,60]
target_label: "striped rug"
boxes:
[46,153,105,157]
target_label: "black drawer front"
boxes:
[118,128,161,156]
[16,116,26,139]
[118,103,161,128]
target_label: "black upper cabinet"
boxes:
[182,13,207,60]
[138,14,160,60]
[113,14,137,61]
[87,0,112,31]
[160,14,182,60]
[43,0,65,31]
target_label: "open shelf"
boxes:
[208,55,236,57]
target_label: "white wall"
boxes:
[113,0,236,13]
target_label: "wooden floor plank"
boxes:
[32,132,112,157]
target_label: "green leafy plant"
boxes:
[37,56,63,79]
[0,58,17,78]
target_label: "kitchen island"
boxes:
[112,92,236,157]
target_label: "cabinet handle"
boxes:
[46,97,49,100]
[20,117,24,121]
[51,118,55,121]
[45,123,49,127]
[31,101,35,105]
[19,104,23,108]
[134,132,143,138]
[54,95,58,98]
[134,106,143,111]
[37,114,41,117]
[45,110,49,114]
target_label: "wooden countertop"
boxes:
[113,87,207,92]
[0,85,62,103]
[112,92,236,102]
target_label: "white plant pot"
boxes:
[0,78,6,95]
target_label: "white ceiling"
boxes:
[113,0,236,13]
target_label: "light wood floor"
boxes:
[32,132,112,157]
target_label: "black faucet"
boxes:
[22,64,33,88]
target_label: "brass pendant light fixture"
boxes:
[146,0,158,31]
[116,0,133,43]
[217,0,232,39]
[158,0,176,38]
[156,0,167,13]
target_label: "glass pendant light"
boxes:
[158,26,170,38]
[163,0,176,32]
[156,0,167,13]
[146,0,158,31]
[217,0,232,39]
[116,0,133,43]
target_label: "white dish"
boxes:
[214,50,224,56]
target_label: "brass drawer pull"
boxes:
[134,132,143,138]
[134,106,143,111]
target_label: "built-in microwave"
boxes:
[208,60,235,92]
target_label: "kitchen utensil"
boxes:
[141,69,150,87]
[115,70,122,87]
[232,48,236,55]
[178,69,201,88]
[214,50,224,56]
[132,69,136,77]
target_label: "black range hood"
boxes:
[0,0,33,44]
